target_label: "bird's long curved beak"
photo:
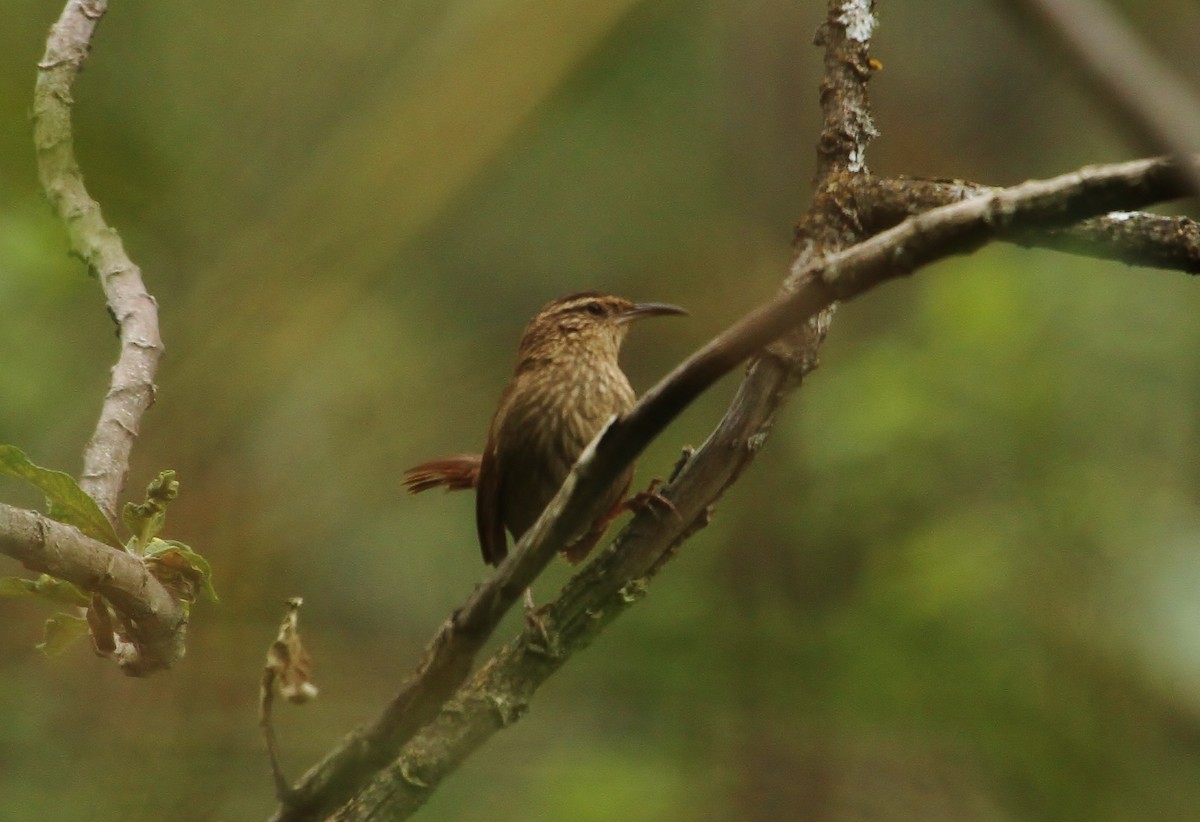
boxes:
[618,302,688,324]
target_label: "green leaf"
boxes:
[0,444,122,549]
[143,539,219,604]
[0,574,90,607]
[122,470,179,553]
[36,612,90,656]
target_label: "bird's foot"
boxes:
[624,479,679,520]
[522,588,560,658]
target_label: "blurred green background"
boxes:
[3,1,1200,820]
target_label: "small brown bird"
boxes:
[404,291,686,567]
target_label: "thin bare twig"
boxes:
[261,598,319,802]
[260,671,289,801]
[1005,0,1200,197]
[32,0,165,522]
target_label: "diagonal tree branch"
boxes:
[274,4,884,817]
[273,2,1199,816]
[32,0,164,522]
[274,157,1198,822]
[347,153,1197,820]
[318,151,1199,821]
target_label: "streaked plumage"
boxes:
[404,291,686,566]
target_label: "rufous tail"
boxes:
[402,454,482,493]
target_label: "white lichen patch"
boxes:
[838,0,876,43]
[847,146,866,173]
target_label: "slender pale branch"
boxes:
[0,502,185,675]
[0,0,183,676]
[1005,0,1200,197]
[32,0,164,521]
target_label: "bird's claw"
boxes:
[625,479,679,520]
[522,588,557,654]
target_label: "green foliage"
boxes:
[35,612,90,657]
[0,444,117,654]
[127,470,218,609]
[0,457,214,653]
[122,469,179,553]
[0,573,90,608]
[143,539,219,607]
[0,444,122,549]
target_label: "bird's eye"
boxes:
[585,301,605,316]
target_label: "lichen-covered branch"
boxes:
[32,0,164,521]
[843,173,1200,273]
[270,1,1199,816]
[813,0,879,180]
[314,152,1199,820]
[273,4,882,818]
[1030,212,1200,272]
[275,16,1199,821]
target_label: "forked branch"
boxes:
[273,0,1199,815]
[276,151,1197,819]
[0,0,182,675]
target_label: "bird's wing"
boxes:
[475,428,508,567]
